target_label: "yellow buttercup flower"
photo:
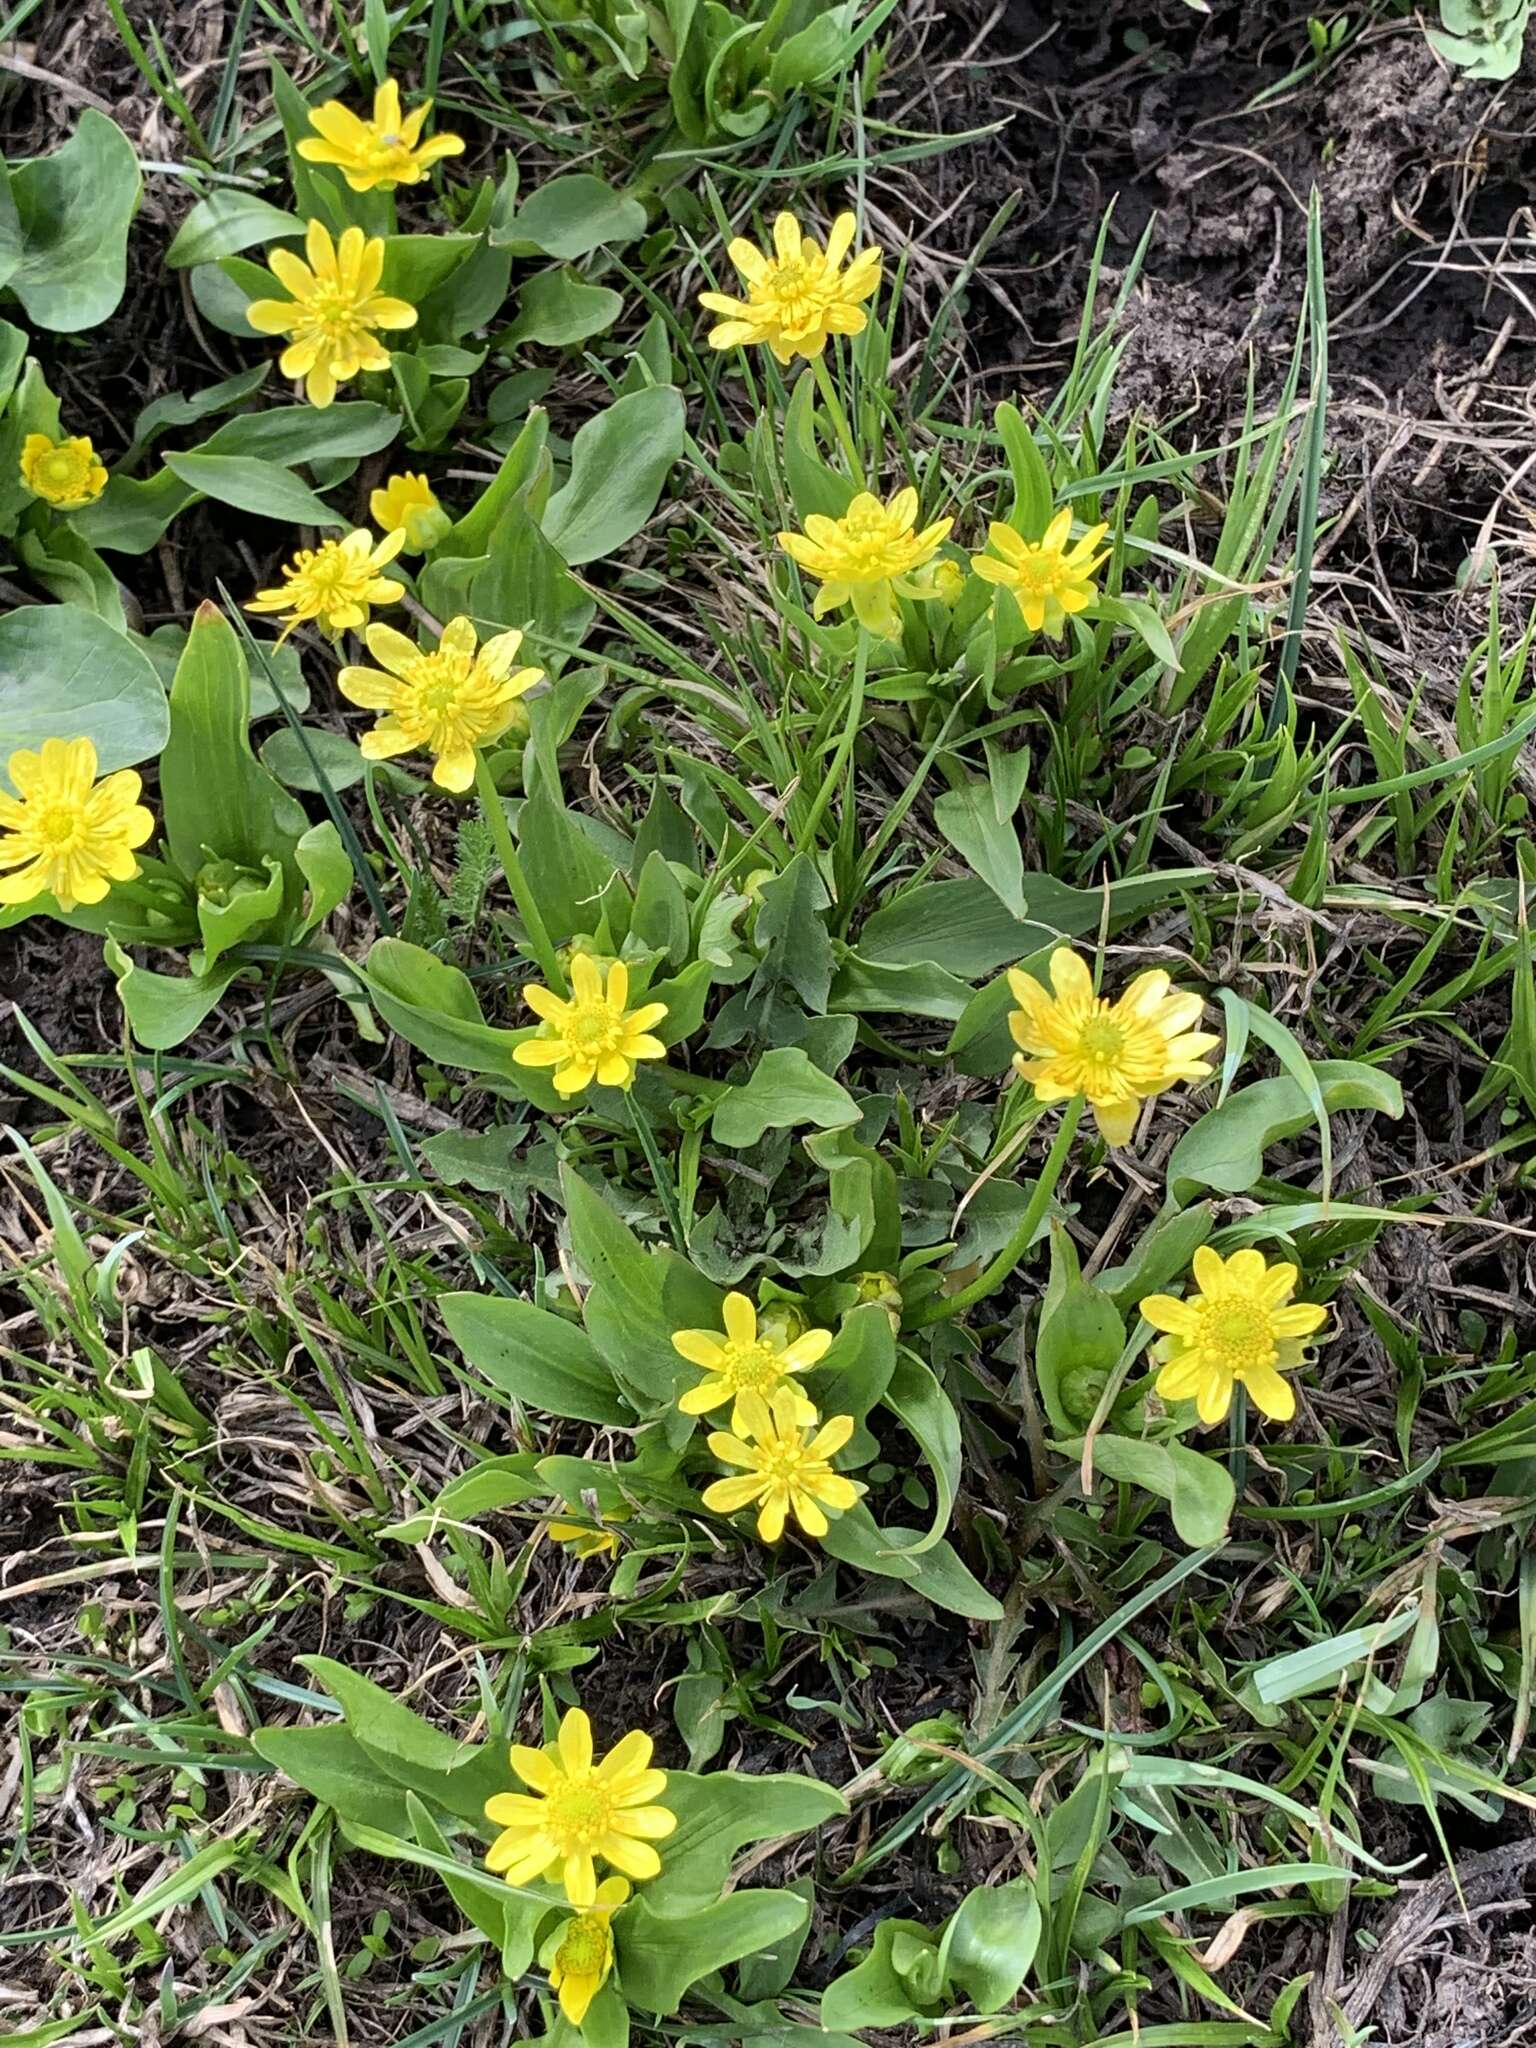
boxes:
[779,487,953,639]
[369,471,450,553]
[298,77,466,192]
[0,737,154,914]
[672,1291,832,1431]
[700,210,881,364]
[21,432,108,510]
[1142,1247,1328,1426]
[546,1514,624,1561]
[512,955,668,1098]
[544,1877,629,2025]
[246,527,405,639]
[246,220,417,408]
[484,1706,675,1908]
[971,508,1109,636]
[702,1389,864,1544]
[337,616,543,791]
[1006,948,1219,1149]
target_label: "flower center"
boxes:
[763,258,824,325]
[1199,1299,1278,1374]
[35,802,82,850]
[561,1000,625,1057]
[546,1777,616,1846]
[721,1341,782,1392]
[1012,543,1069,595]
[555,1917,611,1976]
[41,451,82,490]
[1077,1016,1124,1062]
[758,1440,812,1483]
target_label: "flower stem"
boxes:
[908,1096,1084,1329]
[472,750,564,994]
[809,354,864,489]
[627,1090,686,1252]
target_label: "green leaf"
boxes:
[711,1046,858,1148]
[542,386,685,566]
[361,938,563,1107]
[1167,1061,1404,1205]
[498,174,647,259]
[881,1353,961,1553]
[821,1508,1003,1620]
[1034,1222,1126,1434]
[159,604,307,903]
[803,1127,902,1275]
[0,111,141,331]
[381,1454,546,1542]
[440,1292,633,1426]
[1058,1433,1236,1548]
[162,452,345,527]
[166,190,304,268]
[753,853,834,1012]
[938,1878,1042,2011]
[642,1769,846,1914]
[933,776,1026,917]
[995,400,1053,535]
[299,1655,506,1824]
[821,1919,938,2030]
[803,1302,896,1425]
[618,1891,810,2016]
[0,605,167,778]
[105,942,241,1051]
[408,1794,546,1972]
[252,1723,414,1835]
[501,269,624,349]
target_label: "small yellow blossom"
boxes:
[702,1388,864,1544]
[924,557,967,606]
[20,432,107,510]
[971,508,1109,636]
[246,527,405,639]
[1006,948,1219,1148]
[298,77,466,192]
[484,1706,675,1908]
[701,210,881,364]
[1142,1247,1328,1425]
[337,616,542,791]
[0,737,154,914]
[246,220,416,408]
[779,487,953,639]
[672,1291,832,1431]
[546,1514,624,1561]
[369,471,450,553]
[513,955,668,1098]
[544,1877,629,2025]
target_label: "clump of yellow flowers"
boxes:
[513,957,670,1098]
[298,78,465,192]
[779,487,953,639]
[247,220,417,408]
[1142,1247,1328,1425]
[245,528,405,638]
[1006,947,1218,1149]
[0,738,154,913]
[337,616,543,791]
[701,211,881,364]
[484,1705,675,1907]
[20,432,108,510]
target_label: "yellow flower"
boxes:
[246,220,417,408]
[546,1514,624,1561]
[512,955,669,1098]
[369,471,450,553]
[700,210,881,363]
[484,1706,676,1908]
[20,432,107,510]
[298,77,466,192]
[672,1291,832,1431]
[338,616,543,791]
[0,737,154,914]
[246,527,406,639]
[702,1388,865,1544]
[1006,948,1219,1149]
[544,1877,629,2025]
[779,487,953,639]
[971,508,1110,636]
[1142,1247,1328,1426]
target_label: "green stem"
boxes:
[809,354,864,489]
[472,750,564,994]
[628,1092,686,1253]
[908,1096,1084,1329]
